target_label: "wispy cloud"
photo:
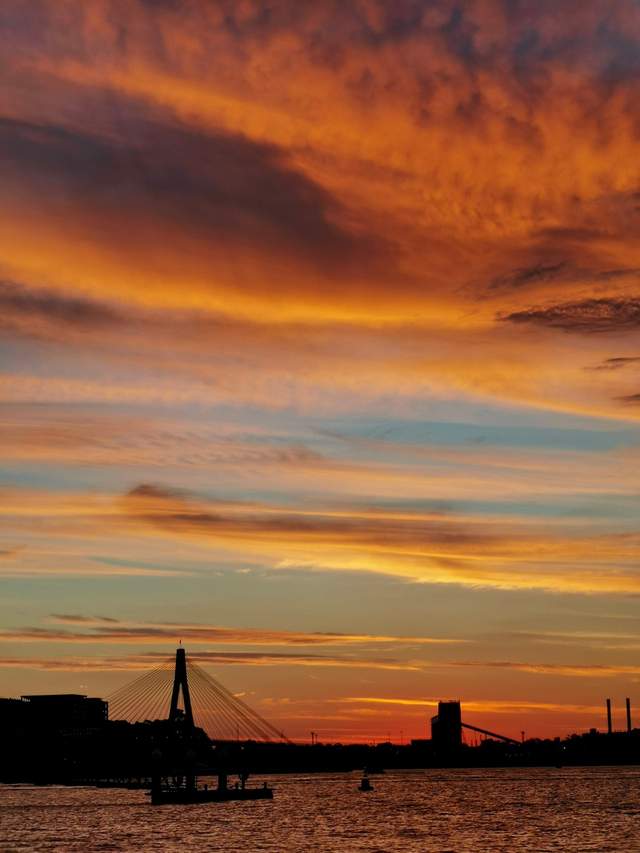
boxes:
[338,697,605,714]
[49,614,120,625]
[0,652,420,673]
[121,483,640,593]
[0,619,462,647]
[503,298,640,334]
[438,660,640,678]
[5,481,640,590]
[586,357,640,372]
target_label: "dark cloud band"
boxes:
[501,297,640,333]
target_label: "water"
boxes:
[2,767,640,852]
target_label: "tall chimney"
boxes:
[626,697,632,733]
[606,698,612,734]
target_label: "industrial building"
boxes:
[431,700,462,748]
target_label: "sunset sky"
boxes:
[2,0,640,743]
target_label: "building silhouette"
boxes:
[0,694,107,732]
[431,700,462,748]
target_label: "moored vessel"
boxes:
[148,774,273,805]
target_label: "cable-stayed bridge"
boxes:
[108,647,290,743]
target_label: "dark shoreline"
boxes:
[4,713,640,786]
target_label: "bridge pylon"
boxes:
[108,647,290,741]
[169,646,194,729]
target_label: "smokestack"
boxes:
[606,698,612,735]
[626,697,632,733]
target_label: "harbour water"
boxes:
[1,767,639,852]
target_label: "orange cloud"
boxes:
[120,483,640,593]
[0,1,639,424]
[338,697,605,714]
[0,652,419,673]
[2,481,640,590]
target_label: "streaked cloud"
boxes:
[338,697,605,714]
[586,356,640,371]
[0,618,463,647]
[0,652,419,673]
[121,483,640,593]
[503,298,640,333]
[437,660,640,678]
[50,614,120,625]
[617,392,640,405]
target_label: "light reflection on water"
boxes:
[2,767,640,852]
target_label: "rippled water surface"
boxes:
[2,767,640,852]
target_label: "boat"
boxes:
[149,785,273,805]
[148,775,273,805]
